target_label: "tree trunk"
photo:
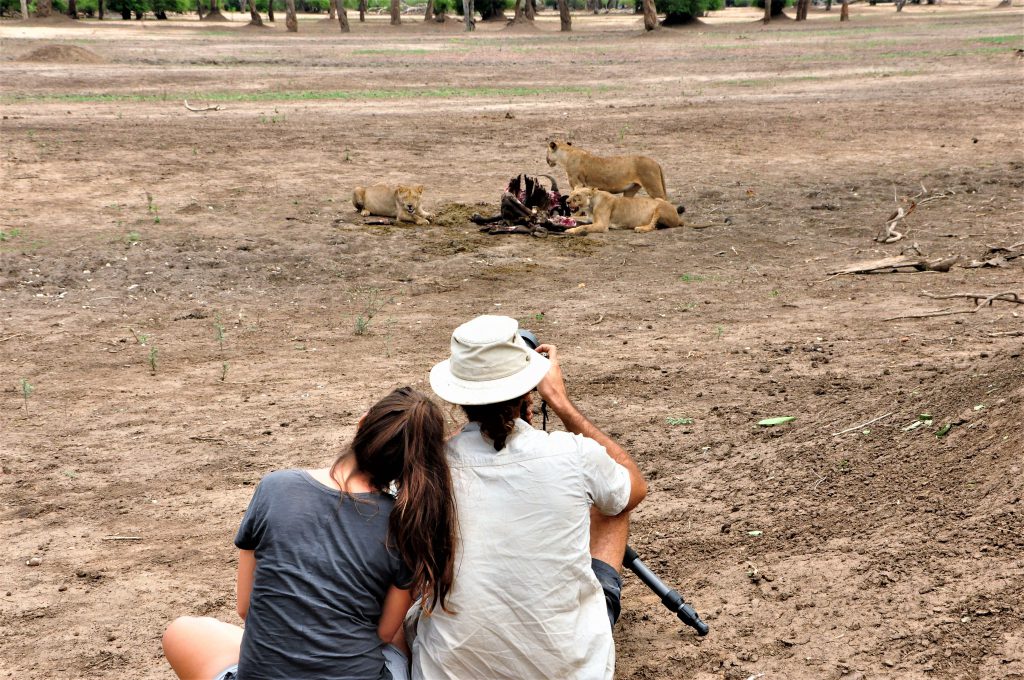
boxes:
[463,0,475,30]
[557,0,570,30]
[995,0,1011,6]
[512,0,524,21]
[98,0,104,18]
[67,0,77,18]
[247,0,264,25]
[390,0,400,24]
[197,0,205,18]
[825,0,831,10]
[267,0,274,21]
[20,0,29,19]
[840,0,848,19]
[525,0,535,20]
[328,0,336,19]
[35,0,51,17]
[359,0,366,21]
[424,0,434,20]
[642,0,656,29]
[796,0,808,19]
[337,1,349,30]
[285,0,297,31]
[895,0,904,9]
[762,0,771,22]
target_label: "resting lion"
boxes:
[352,183,431,225]
[546,140,668,200]
[565,187,684,235]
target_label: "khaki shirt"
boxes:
[412,420,631,680]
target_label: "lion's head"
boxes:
[566,186,595,214]
[546,140,572,168]
[396,184,424,216]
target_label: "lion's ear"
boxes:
[415,184,424,193]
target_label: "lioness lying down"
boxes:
[546,140,668,200]
[352,183,431,225]
[566,187,684,235]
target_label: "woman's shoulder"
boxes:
[256,468,309,491]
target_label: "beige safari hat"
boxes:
[429,315,551,406]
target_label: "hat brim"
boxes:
[429,348,551,406]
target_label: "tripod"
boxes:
[624,546,708,636]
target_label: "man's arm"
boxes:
[535,343,647,512]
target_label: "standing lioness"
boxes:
[352,183,431,225]
[566,187,684,235]
[546,140,668,200]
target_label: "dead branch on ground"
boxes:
[829,254,959,276]
[184,100,224,112]
[874,187,951,244]
[884,290,1021,321]
[963,241,1024,268]
[921,291,1023,306]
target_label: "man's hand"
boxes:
[535,343,570,411]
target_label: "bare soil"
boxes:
[1,7,1022,680]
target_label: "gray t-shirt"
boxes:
[235,469,412,680]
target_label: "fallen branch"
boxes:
[884,290,1021,321]
[0,333,24,343]
[184,99,224,112]
[921,291,1022,306]
[874,189,951,244]
[829,254,959,276]
[833,411,895,436]
[988,330,1023,337]
[102,536,143,541]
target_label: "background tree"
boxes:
[328,0,335,18]
[462,0,474,29]
[35,0,51,16]
[840,0,848,19]
[285,0,296,30]
[557,0,569,30]
[653,0,722,25]
[245,0,263,24]
[390,0,399,23]
[20,0,28,18]
[642,0,655,29]
[795,0,808,19]
[424,0,434,20]
[755,0,783,20]
[336,0,348,29]
[67,0,77,17]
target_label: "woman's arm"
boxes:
[377,585,413,643]
[236,550,256,621]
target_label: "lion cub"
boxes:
[546,140,668,200]
[352,183,431,225]
[566,187,684,235]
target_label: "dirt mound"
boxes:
[16,44,106,64]
[431,202,488,229]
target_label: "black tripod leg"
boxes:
[623,545,709,636]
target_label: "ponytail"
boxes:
[462,393,529,452]
[335,387,457,615]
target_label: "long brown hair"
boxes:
[462,393,531,452]
[331,387,456,615]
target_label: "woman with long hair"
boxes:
[163,387,456,680]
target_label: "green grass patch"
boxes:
[976,35,1021,45]
[4,85,599,105]
[352,48,432,55]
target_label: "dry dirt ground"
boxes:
[1,6,1022,679]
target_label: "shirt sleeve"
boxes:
[235,478,270,551]
[578,435,631,516]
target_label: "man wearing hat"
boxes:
[414,315,648,679]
